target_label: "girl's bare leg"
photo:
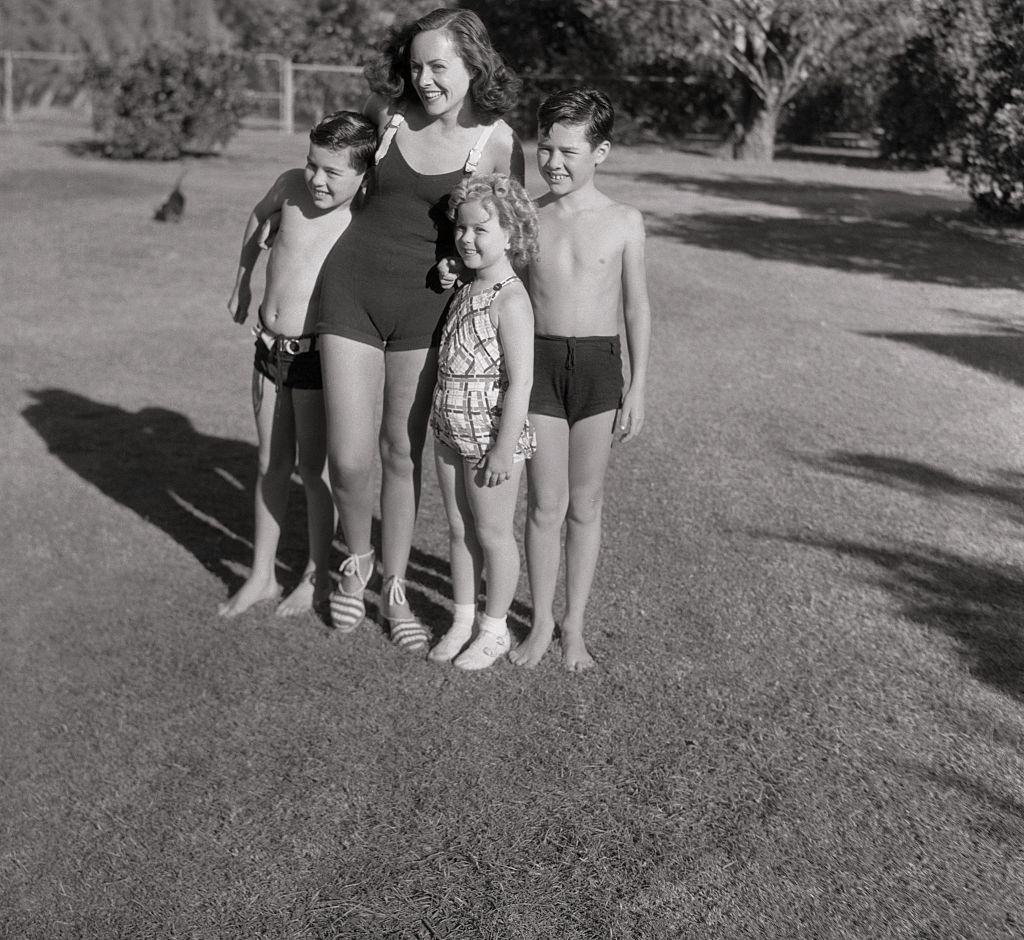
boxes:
[218,370,293,617]
[511,414,569,666]
[465,460,525,618]
[320,335,382,594]
[378,346,437,619]
[560,411,616,671]
[434,442,482,606]
[276,387,335,616]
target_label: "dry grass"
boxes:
[2,116,1023,939]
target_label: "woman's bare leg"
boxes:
[320,335,382,594]
[379,346,437,618]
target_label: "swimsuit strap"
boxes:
[464,122,499,174]
[489,274,520,292]
[374,107,406,165]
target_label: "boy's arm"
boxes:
[617,207,652,444]
[227,172,292,324]
[479,289,535,486]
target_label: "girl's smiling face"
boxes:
[409,30,473,117]
[455,199,510,272]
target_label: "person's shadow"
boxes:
[21,388,307,594]
[21,388,530,639]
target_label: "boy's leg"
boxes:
[560,410,616,671]
[276,387,335,616]
[218,370,294,617]
[510,414,569,667]
[378,346,438,620]
[320,335,382,595]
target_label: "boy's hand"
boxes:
[476,449,513,487]
[228,285,251,324]
[615,388,645,444]
[437,256,464,290]
[257,211,281,250]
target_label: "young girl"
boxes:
[429,175,539,669]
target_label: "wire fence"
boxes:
[1,50,368,132]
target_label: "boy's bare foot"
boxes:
[218,576,282,618]
[560,629,595,672]
[275,571,328,617]
[509,620,555,667]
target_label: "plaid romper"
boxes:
[431,276,537,462]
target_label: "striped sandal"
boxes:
[329,549,374,633]
[382,575,430,654]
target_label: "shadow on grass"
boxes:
[20,388,530,634]
[864,329,1024,388]
[777,531,1024,701]
[611,171,1023,290]
[22,388,309,593]
[801,450,1024,527]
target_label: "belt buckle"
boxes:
[282,337,302,355]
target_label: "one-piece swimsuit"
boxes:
[315,109,500,351]
[431,276,537,462]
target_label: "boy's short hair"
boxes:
[309,111,377,173]
[537,88,614,148]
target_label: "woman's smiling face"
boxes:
[409,30,473,117]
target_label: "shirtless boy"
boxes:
[219,111,377,618]
[509,88,652,671]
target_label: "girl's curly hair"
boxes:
[364,8,521,121]
[448,174,539,269]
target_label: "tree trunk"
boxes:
[733,85,781,161]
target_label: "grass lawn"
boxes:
[2,115,1023,939]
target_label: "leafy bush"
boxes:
[948,1,1024,220]
[88,43,251,160]
[877,35,960,164]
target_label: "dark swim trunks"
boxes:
[253,336,323,390]
[529,334,623,426]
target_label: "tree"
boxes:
[581,0,906,159]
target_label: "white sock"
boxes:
[452,603,476,630]
[478,613,508,636]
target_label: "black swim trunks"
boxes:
[529,334,623,426]
[253,336,323,390]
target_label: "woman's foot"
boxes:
[508,619,555,668]
[329,550,374,632]
[382,575,430,653]
[218,575,282,618]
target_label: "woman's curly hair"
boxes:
[448,174,539,270]
[364,8,521,121]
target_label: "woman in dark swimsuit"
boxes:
[316,8,524,650]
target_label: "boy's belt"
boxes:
[253,322,317,355]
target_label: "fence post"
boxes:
[280,57,294,135]
[2,51,13,123]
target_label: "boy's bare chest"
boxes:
[537,215,621,277]
[280,202,348,250]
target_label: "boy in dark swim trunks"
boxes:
[219,111,377,619]
[509,88,652,671]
